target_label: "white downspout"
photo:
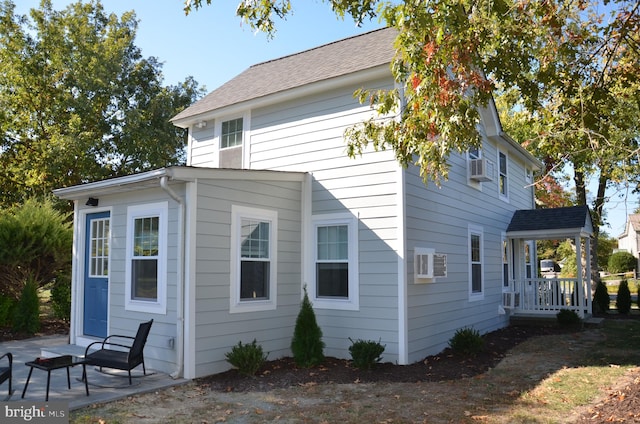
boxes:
[160,175,186,379]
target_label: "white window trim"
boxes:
[311,213,359,311]
[230,205,278,313]
[498,149,509,202]
[217,113,248,150]
[125,202,168,314]
[468,224,484,301]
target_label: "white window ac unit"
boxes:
[415,248,447,282]
[469,158,494,182]
[502,291,520,309]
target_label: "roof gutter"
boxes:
[159,175,186,380]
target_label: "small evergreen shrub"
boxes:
[50,279,71,321]
[12,278,40,334]
[291,287,324,367]
[348,338,386,370]
[225,339,268,376]
[448,327,484,355]
[593,281,610,313]
[556,308,582,327]
[616,279,632,314]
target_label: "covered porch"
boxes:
[504,206,594,319]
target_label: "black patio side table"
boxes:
[22,355,89,401]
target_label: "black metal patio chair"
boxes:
[0,352,12,398]
[82,319,153,385]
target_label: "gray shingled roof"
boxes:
[171,27,397,122]
[507,206,593,234]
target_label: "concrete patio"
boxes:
[0,335,187,410]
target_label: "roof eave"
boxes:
[507,227,593,240]
[171,64,391,129]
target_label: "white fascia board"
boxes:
[53,168,170,199]
[53,166,308,200]
[171,65,391,129]
[507,228,593,240]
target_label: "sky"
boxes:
[13,0,639,237]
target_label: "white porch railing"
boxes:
[509,278,590,317]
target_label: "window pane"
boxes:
[134,217,159,257]
[221,118,243,148]
[472,263,482,293]
[317,263,348,297]
[241,261,269,300]
[499,152,507,173]
[471,235,480,262]
[503,263,509,287]
[317,225,348,260]
[241,220,269,258]
[132,259,158,300]
[90,218,109,277]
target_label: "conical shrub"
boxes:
[616,279,632,314]
[291,287,324,367]
[593,280,610,313]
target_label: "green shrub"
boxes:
[0,198,72,300]
[12,278,40,334]
[448,327,484,355]
[616,279,632,314]
[50,279,71,321]
[608,251,637,274]
[556,308,582,327]
[0,294,15,327]
[225,339,268,376]
[593,281,610,313]
[348,338,386,370]
[291,287,324,367]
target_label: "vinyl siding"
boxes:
[247,77,403,363]
[403,131,536,363]
[192,178,303,377]
[77,187,183,375]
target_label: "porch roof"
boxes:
[506,206,593,240]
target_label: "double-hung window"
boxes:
[230,205,277,313]
[469,225,484,300]
[498,150,508,200]
[221,118,243,149]
[312,214,359,310]
[125,202,167,314]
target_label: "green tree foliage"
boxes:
[0,0,205,208]
[608,251,637,274]
[50,279,71,321]
[0,198,72,300]
[291,288,324,367]
[12,277,40,334]
[616,279,632,314]
[596,232,618,272]
[186,2,639,279]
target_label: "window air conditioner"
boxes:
[415,248,447,282]
[469,158,494,182]
[502,291,520,309]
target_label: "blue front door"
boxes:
[84,212,110,338]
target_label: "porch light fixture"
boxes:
[195,121,207,129]
[85,197,99,207]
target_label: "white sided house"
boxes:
[54,28,594,380]
[618,214,640,270]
